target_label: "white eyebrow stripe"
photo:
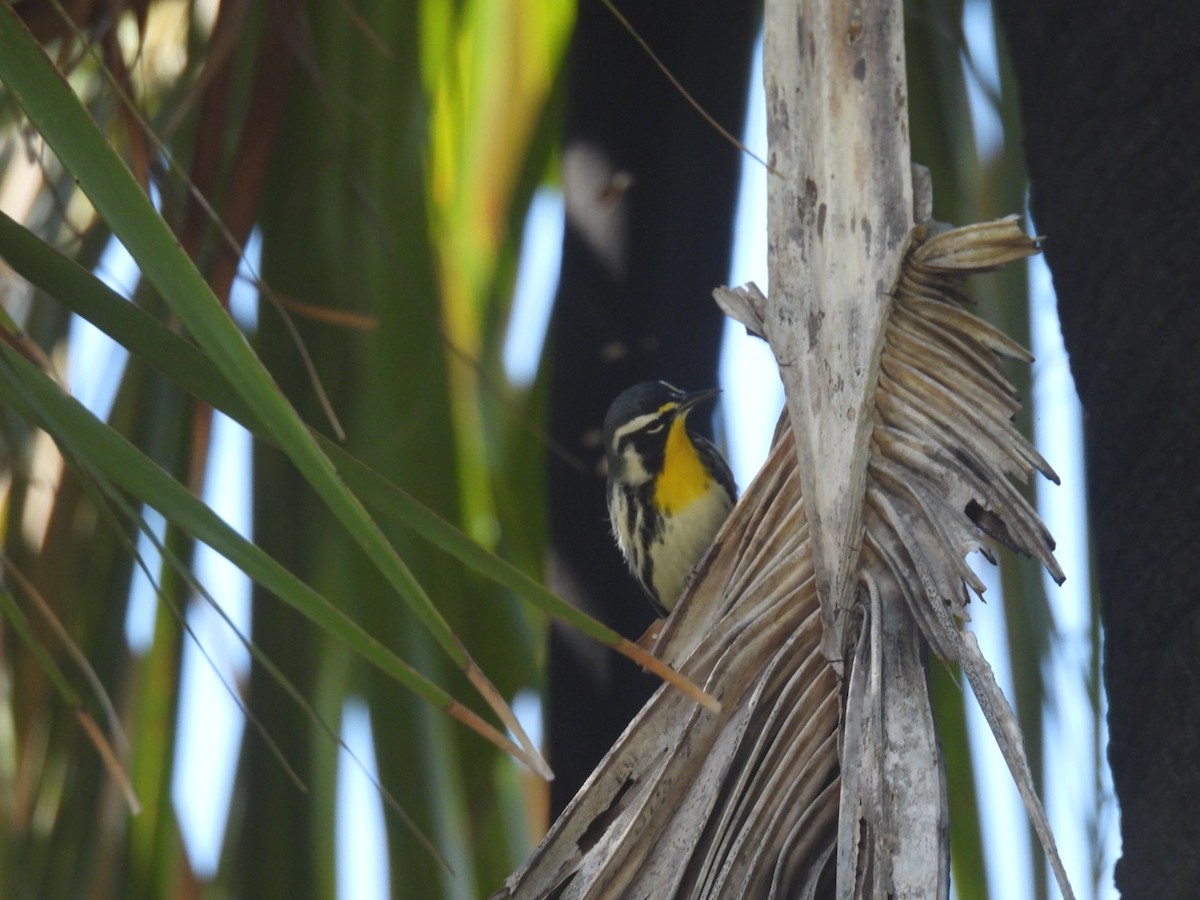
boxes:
[612,411,665,444]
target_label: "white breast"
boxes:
[650,484,733,609]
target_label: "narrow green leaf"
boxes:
[0,209,254,425]
[0,338,532,764]
[0,582,81,707]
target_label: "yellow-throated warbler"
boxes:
[603,381,738,615]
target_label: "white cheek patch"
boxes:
[621,444,651,483]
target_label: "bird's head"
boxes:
[602,381,721,486]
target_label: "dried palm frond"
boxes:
[497,415,839,899]
[495,217,1073,899]
[835,218,1072,900]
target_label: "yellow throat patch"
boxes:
[655,416,711,514]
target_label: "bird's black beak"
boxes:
[677,387,721,414]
